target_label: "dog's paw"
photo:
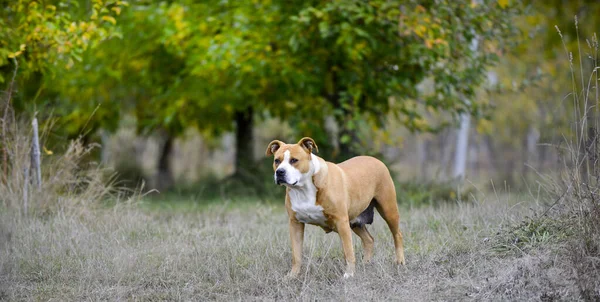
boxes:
[343,272,354,279]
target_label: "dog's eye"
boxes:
[290,158,298,164]
[274,159,281,165]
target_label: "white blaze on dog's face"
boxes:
[266,138,319,187]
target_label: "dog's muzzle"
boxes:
[275,169,298,186]
[275,169,286,185]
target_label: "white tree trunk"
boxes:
[453,24,480,180]
[453,113,470,179]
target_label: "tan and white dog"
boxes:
[266,137,405,279]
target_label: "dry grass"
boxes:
[0,192,586,301]
[0,120,120,217]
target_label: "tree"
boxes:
[282,0,523,159]
[1,0,124,179]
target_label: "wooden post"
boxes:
[31,116,42,190]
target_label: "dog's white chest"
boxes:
[293,203,326,226]
[289,185,327,226]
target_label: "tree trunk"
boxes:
[483,135,499,176]
[156,133,174,191]
[234,106,254,178]
[524,126,540,175]
[416,136,428,180]
[453,113,470,180]
[332,95,359,161]
[322,67,359,161]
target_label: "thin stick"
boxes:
[31,115,42,190]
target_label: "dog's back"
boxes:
[337,156,393,191]
[337,156,395,217]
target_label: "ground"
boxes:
[0,195,581,300]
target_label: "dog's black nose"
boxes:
[276,169,285,177]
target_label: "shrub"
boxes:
[0,119,125,216]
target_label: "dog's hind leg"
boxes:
[374,183,406,265]
[352,225,374,263]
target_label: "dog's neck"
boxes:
[287,154,320,202]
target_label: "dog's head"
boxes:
[265,137,319,187]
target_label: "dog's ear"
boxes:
[298,137,318,154]
[266,140,283,156]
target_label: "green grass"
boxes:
[1,193,584,301]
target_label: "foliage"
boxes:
[0,0,125,80]
[287,1,522,137]
[4,0,524,159]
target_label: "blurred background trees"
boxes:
[2,0,598,194]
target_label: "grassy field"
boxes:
[1,191,586,301]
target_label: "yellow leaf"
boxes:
[68,22,77,32]
[498,0,509,8]
[8,51,22,58]
[43,146,53,155]
[102,16,117,25]
[414,25,426,38]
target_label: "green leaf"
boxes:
[340,134,351,144]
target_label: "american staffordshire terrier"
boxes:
[266,137,405,279]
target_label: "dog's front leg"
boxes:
[285,218,305,279]
[336,219,356,278]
